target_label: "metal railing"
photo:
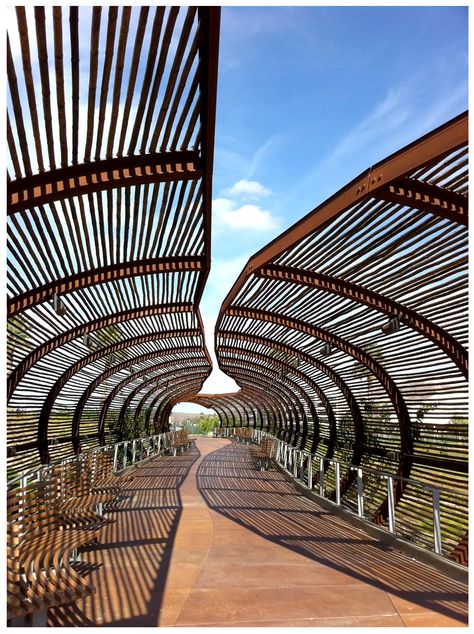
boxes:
[250,429,467,561]
[7,432,174,491]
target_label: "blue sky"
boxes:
[179,3,469,412]
[5,3,468,414]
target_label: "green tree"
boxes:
[196,414,219,435]
[7,314,30,373]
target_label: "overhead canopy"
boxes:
[7,6,220,472]
[195,112,468,548]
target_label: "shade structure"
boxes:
[7,6,220,473]
[195,112,468,560]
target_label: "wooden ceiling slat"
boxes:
[105,7,131,159]
[7,36,33,176]
[16,7,45,173]
[52,6,68,167]
[34,6,56,170]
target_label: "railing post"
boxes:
[293,449,298,477]
[334,461,340,506]
[123,442,128,469]
[113,445,119,472]
[132,440,137,463]
[357,468,364,518]
[387,476,396,533]
[307,454,313,489]
[319,458,325,497]
[431,487,442,555]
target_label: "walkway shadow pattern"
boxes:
[197,441,468,625]
[47,445,201,627]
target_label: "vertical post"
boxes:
[319,458,325,497]
[357,468,364,518]
[132,440,136,463]
[123,442,128,469]
[113,444,119,472]
[334,461,340,506]
[307,455,313,489]
[431,488,442,555]
[387,476,396,533]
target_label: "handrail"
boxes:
[8,432,173,491]
[250,429,467,559]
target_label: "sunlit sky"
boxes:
[174,2,468,413]
[5,2,468,415]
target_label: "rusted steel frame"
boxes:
[134,365,210,436]
[223,360,313,447]
[194,389,281,433]
[8,303,193,400]
[376,176,467,225]
[37,329,199,435]
[220,367,296,439]
[221,363,305,443]
[217,331,365,458]
[257,265,468,379]
[8,149,202,214]
[98,360,193,444]
[134,363,208,423]
[226,306,413,519]
[218,345,325,451]
[194,7,220,306]
[8,256,204,316]
[38,345,206,462]
[233,386,290,436]
[218,113,468,317]
[150,371,209,430]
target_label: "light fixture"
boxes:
[83,334,91,347]
[381,315,401,335]
[320,343,332,356]
[52,292,67,316]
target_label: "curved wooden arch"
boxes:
[218,331,363,456]
[8,150,201,214]
[8,257,204,317]
[218,345,326,450]
[256,265,468,379]
[38,347,208,462]
[219,113,467,318]
[97,360,194,443]
[222,306,413,510]
[221,362,309,443]
[8,302,194,399]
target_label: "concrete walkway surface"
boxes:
[47,437,468,627]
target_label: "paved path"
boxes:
[48,437,468,627]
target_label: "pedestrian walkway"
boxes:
[48,437,468,627]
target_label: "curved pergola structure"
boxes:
[198,112,468,556]
[7,6,220,472]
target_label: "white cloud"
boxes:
[213,198,280,231]
[225,179,273,199]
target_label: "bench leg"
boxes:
[31,609,48,627]
[9,615,29,627]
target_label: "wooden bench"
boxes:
[7,474,97,625]
[57,460,117,528]
[234,427,253,443]
[253,437,277,471]
[170,429,193,455]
